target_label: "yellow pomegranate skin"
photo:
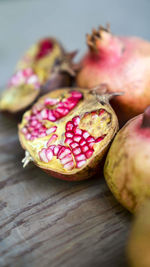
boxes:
[127,200,150,267]
[104,108,150,213]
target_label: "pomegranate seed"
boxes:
[53,146,60,156]
[41,109,48,119]
[81,145,89,153]
[73,127,82,135]
[73,135,82,143]
[26,133,31,140]
[39,132,46,138]
[58,147,71,159]
[82,131,90,139]
[95,136,105,143]
[66,121,74,131]
[35,122,42,129]
[47,134,58,146]
[99,109,105,116]
[36,113,42,121]
[86,136,95,143]
[48,110,56,122]
[88,142,95,149]
[85,150,94,159]
[46,148,53,161]
[46,126,57,135]
[21,127,28,134]
[70,142,78,149]
[39,148,48,163]
[48,145,55,151]
[52,109,61,119]
[36,39,54,60]
[76,160,86,168]
[72,147,81,155]
[72,116,80,126]
[44,98,58,106]
[75,154,86,161]
[65,132,73,138]
[63,100,76,110]
[79,139,86,146]
[30,120,38,127]
[56,107,69,116]
[31,131,38,137]
[71,91,83,99]
[64,161,74,170]
[60,153,73,165]
[28,126,34,132]
[65,138,72,145]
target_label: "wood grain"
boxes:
[0,113,131,267]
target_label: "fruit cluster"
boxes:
[1,25,150,266]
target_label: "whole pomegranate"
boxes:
[127,200,150,267]
[104,106,150,212]
[18,87,119,181]
[76,25,150,124]
[0,38,75,113]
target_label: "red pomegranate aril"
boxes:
[36,39,54,60]
[72,116,80,126]
[52,109,61,119]
[66,121,74,131]
[86,136,95,143]
[70,142,79,149]
[39,148,48,163]
[60,153,73,165]
[30,120,38,127]
[79,139,86,146]
[71,91,83,99]
[48,110,56,122]
[64,161,74,170]
[95,136,104,143]
[72,147,81,155]
[41,109,48,120]
[58,147,71,159]
[76,160,86,168]
[47,134,58,146]
[73,135,82,143]
[56,107,69,116]
[39,132,46,138]
[21,127,28,134]
[44,98,58,106]
[82,131,90,139]
[75,154,86,161]
[85,150,94,159]
[73,127,82,135]
[26,133,31,140]
[65,132,74,138]
[81,145,89,153]
[65,138,72,145]
[46,148,53,161]
[88,142,95,149]
[46,126,57,135]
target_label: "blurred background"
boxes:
[0,0,150,86]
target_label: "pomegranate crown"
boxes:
[86,24,111,51]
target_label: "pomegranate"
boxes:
[104,106,150,212]
[76,25,150,124]
[18,87,119,181]
[0,38,76,113]
[127,200,150,267]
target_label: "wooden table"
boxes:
[0,113,131,267]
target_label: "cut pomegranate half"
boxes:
[19,88,119,181]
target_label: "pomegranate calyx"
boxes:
[90,84,124,104]
[22,151,33,167]
[141,106,150,128]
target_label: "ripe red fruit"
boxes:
[104,106,150,212]
[19,88,119,181]
[0,38,76,113]
[76,25,150,124]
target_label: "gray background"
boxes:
[0,0,150,86]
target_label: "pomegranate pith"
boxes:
[104,106,150,212]
[0,38,76,113]
[76,25,150,124]
[19,88,119,181]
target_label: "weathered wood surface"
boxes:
[0,113,131,267]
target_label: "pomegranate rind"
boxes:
[104,113,150,212]
[19,88,119,181]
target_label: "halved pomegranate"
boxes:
[18,88,119,181]
[0,38,76,113]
